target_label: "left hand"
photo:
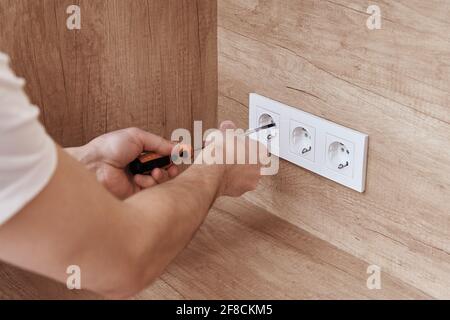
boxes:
[66,128,179,199]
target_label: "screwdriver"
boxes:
[128,122,276,175]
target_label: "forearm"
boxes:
[0,147,225,298]
[65,140,226,277]
[68,141,225,258]
[123,163,225,289]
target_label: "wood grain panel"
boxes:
[218,0,450,298]
[0,198,429,299]
[0,262,100,299]
[0,0,217,146]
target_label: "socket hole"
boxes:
[258,113,277,140]
[328,142,351,170]
[259,113,275,127]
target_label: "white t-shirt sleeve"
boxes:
[0,52,57,225]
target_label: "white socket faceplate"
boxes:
[249,93,369,192]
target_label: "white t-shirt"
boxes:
[0,52,57,225]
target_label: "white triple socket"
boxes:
[249,93,369,192]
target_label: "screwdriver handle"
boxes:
[128,152,172,175]
[128,144,192,175]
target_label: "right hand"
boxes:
[213,121,266,197]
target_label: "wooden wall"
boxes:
[218,0,450,298]
[0,0,217,147]
[1,0,449,300]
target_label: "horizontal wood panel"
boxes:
[0,198,429,299]
[218,0,450,298]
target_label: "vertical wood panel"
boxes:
[0,0,220,300]
[0,0,217,146]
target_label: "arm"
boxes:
[0,124,261,298]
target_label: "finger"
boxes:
[134,174,158,189]
[132,128,175,156]
[220,120,236,131]
[151,168,170,184]
[167,165,179,178]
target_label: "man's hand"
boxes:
[221,121,264,197]
[66,128,179,199]
[199,121,265,198]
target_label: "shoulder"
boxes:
[0,52,26,90]
[0,52,9,63]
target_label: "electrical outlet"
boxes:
[256,107,280,143]
[249,93,368,192]
[290,120,315,162]
[249,97,281,156]
[326,134,354,177]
